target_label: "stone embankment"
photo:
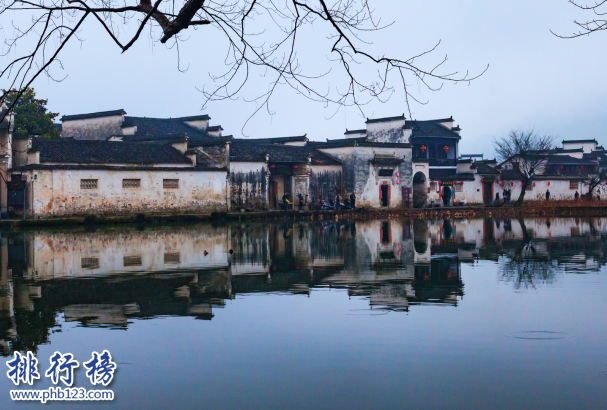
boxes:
[1,202,606,229]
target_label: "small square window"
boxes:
[123,255,142,267]
[164,252,181,264]
[80,179,98,189]
[123,179,141,189]
[455,183,463,192]
[163,179,179,189]
[570,181,579,190]
[81,257,99,270]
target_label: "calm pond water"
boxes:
[1,217,607,409]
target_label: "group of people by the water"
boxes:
[280,192,356,211]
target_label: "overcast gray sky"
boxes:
[21,0,607,156]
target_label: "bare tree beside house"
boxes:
[494,130,554,205]
[582,172,607,200]
[0,0,487,129]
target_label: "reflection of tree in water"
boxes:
[499,220,559,289]
[309,222,347,261]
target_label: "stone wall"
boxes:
[25,168,228,217]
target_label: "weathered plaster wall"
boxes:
[318,147,412,208]
[61,115,125,140]
[26,169,228,217]
[503,178,597,201]
[366,120,411,143]
[309,165,342,203]
[230,162,268,210]
[12,138,29,169]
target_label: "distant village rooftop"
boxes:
[61,109,126,122]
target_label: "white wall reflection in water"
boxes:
[1,217,607,356]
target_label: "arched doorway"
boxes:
[413,172,427,208]
[441,186,452,206]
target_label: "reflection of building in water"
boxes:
[3,217,606,355]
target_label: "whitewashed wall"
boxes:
[25,168,228,217]
[61,114,125,140]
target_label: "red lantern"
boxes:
[533,182,536,187]
[547,181,550,186]
[421,145,427,153]
[560,165,564,170]
[443,145,449,154]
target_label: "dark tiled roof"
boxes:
[583,151,607,165]
[554,148,584,153]
[547,154,597,166]
[429,116,454,123]
[232,135,308,144]
[310,138,411,149]
[30,139,193,165]
[229,142,341,165]
[344,129,366,135]
[370,157,404,165]
[440,172,475,182]
[207,125,223,132]
[429,168,457,180]
[471,163,500,175]
[458,158,472,163]
[499,170,523,180]
[407,120,461,139]
[365,114,405,124]
[17,164,225,171]
[61,109,126,122]
[120,116,219,145]
[562,139,597,144]
[171,115,210,121]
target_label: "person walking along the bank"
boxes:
[335,193,341,211]
[545,189,551,201]
[575,191,579,200]
[350,192,356,209]
[298,193,304,210]
[495,192,500,205]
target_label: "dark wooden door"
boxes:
[381,185,389,207]
[483,182,493,205]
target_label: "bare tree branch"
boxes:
[0,0,487,132]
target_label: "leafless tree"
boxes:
[494,130,554,205]
[582,172,607,200]
[0,0,487,129]
[552,1,607,38]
